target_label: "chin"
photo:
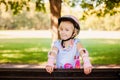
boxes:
[62,39,68,40]
[60,37,68,40]
[60,37,65,40]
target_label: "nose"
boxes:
[61,30,66,34]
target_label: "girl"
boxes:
[46,15,92,75]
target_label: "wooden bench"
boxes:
[0,68,120,80]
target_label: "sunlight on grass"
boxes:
[0,50,20,53]
[103,39,119,44]
[2,53,24,58]
[24,47,49,52]
[91,55,119,64]
[41,48,49,52]
[0,38,51,64]
[0,38,120,65]
[92,56,106,61]
[0,59,9,63]
[0,45,4,48]
[24,47,41,52]
[106,40,117,44]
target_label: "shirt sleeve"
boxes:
[52,40,60,49]
[74,38,80,44]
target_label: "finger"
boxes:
[46,67,50,73]
[50,67,53,73]
[87,68,92,74]
[88,67,92,72]
[84,68,91,75]
[46,67,52,73]
[84,68,87,74]
[84,70,89,75]
[46,67,54,74]
[48,67,52,73]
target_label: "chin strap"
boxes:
[61,37,72,48]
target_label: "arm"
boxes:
[77,43,92,74]
[46,46,58,73]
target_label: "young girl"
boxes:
[46,15,92,75]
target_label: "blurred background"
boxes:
[0,0,120,68]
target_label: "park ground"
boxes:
[0,30,120,68]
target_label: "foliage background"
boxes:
[0,0,120,31]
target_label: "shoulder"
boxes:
[74,38,84,50]
[74,38,80,44]
[53,40,61,45]
[52,40,61,49]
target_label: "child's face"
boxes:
[58,21,74,40]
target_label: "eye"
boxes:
[59,27,63,31]
[65,28,69,31]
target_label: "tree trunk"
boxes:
[49,0,61,42]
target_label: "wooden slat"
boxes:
[0,68,120,80]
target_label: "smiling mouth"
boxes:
[61,35,66,38]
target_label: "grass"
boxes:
[80,39,120,65]
[0,38,120,65]
[0,38,51,64]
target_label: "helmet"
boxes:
[58,15,80,34]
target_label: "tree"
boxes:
[79,0,120,19]
[0,0,61,42]
[0,0,120,40]
[49,0,61,42]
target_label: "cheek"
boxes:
[68,30,73,35]
[59,31,62,35]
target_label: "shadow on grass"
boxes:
[0,51,48,64]
[0,38,120,65]
[0,38,51,64]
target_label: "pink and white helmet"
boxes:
[58,15,80,34]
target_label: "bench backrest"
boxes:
[0,68,120,80]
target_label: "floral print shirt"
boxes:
[53,38,81,69]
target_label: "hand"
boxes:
[84,66,92,75]
[46,65,54,74]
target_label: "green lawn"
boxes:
[0,38,120,65]
[80,39,120,65]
